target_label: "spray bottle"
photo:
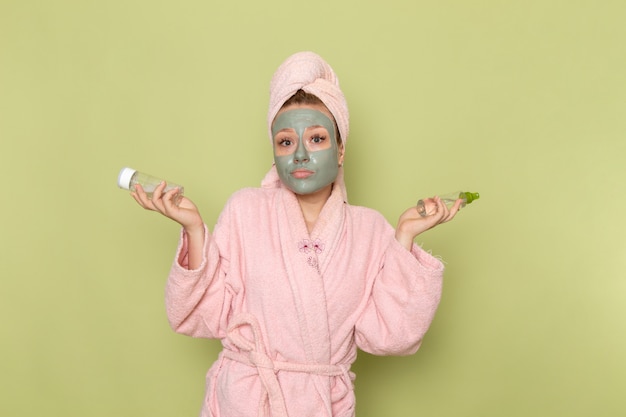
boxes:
[417,191,479,217]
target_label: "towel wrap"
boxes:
[267,51,349,148]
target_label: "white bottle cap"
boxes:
[117,167,137,190]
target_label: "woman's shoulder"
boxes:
[225,187,278,210]
[346,203,392,229]
[229,186,270,199]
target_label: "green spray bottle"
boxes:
[417,191,480,217]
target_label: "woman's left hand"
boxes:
[394,196,463,250]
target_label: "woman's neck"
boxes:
[295,184,333,233]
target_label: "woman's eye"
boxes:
[310,135,326,144]
[279,138,293,147]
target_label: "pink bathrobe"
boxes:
[166,175,444,417]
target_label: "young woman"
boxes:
[131,51,461,417]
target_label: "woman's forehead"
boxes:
[275,103,333,122]
[272,106,335,133]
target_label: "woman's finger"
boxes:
[133,184,155,209]
[444,199,463,222]
[150,181,169,212]
[161,187,182,213]
[432,197,447,221]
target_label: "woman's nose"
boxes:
[294,140,310,163]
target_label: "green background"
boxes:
[2,0,625,416]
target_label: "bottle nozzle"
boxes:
[464,192,480,204]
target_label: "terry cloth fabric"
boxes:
[267,51,349,147]
[166,184,445,417]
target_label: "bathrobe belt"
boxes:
[224,313,350,417]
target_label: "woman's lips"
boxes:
[291,169,314,179]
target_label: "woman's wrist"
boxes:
[184,223,205,239]
[183,223,205,270]
[394,228,414,251]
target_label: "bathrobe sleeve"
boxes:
[354,224,444,357]
[164,195,239,340]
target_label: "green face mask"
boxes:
[272,108,340,195]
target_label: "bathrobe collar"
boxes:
[264,165,347,411]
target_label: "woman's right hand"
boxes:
[131,181,205,270]
[131,181,204,233]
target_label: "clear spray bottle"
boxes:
[117,167,184,204]
[416,191,479,217]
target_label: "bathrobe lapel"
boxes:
[267,167,347,353]
[275,177,346,413]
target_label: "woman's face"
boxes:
[272,104,344,196]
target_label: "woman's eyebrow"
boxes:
[275,127,296,133]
